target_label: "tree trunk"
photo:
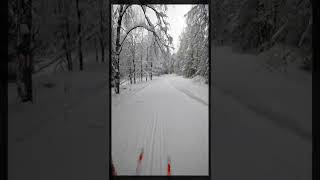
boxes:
[76,0,83,70]
[270,21,288,42]
[146,47,148,82]
[25,0,33,102]
[65,15,72,71]
[94,37,98,62]
[150,61,152,80]
[298,15,312,47]
[16,0,22,101]
[16,0,33,102]
[129,66,132,84]
[140,56,143,82]
[99,0,105,63]
[145,64,147,82]
[133,58,136,84]
[259,21,288,51]
[100,38,104,63]
[127,55,132,84]
[114,5,124,94]
[132,40,136,84]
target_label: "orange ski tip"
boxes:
[139,153,143,161]
[138,148,144,162]
[167,157,171,176]
[112,162,117,176]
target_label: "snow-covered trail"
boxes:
[8,46,311,179]
[8,79,109,180]
[8,61,111,180]
[212,86,311,180]
[112,75,209,175]
[211,46,311,180]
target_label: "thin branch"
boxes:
[140,5,153,28]
[118,24,173,56]
[121,5,131,17]
[145,5,167,26]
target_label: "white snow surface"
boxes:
[8,61,110,180]
[112,74,209,175]
[211,46,311,180]
[7,46,312,179]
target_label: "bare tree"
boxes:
[16,0,33,102]
[76,0,83,70]
[113,4,173,94]
[55,0,73,71]
[140,30,144,82]
[129,33,137,84]
[99,0,105,63]
[94,36,99,62]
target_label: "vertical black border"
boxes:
[313,1,320,180]
[1,0,8,179]
[208,0,211,178]
[108,0,113,178]
[109,0,113,179]
[109,0,210,179]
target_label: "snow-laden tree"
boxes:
[213,0,312,52]
[176,5,209,82]
[112,4,173,94]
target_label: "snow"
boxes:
[7,46,311,179]
[112,74,209,175]
[211,46,311,180]
[8,60,109,180]
[212,46,312,140]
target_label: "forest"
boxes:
[5,0,314,178]
[8,0,111,102]
[7,1,209,102]
[7,0,312,102]
[211,0,312,70]
[111,4,209,93]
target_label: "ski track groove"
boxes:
[113,75,207,175]
[155,113,159,175]
[165,111,169,175]
[161,107,168,175]
[159,113,163,175]
[166,78,208,106]
[145,115,153,175]
[145,115,153,174]
[163,114,166,175]
[151,113,158,175]
[148,113,156,175]
[113,79,155,108]
[161,112,166,175]
[137,107,151,175]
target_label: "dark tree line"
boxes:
[212,0,312,52]
[12,0,34,102]
[210,0,312,71]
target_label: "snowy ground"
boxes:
[211,46,311,180]
[8,60,110,180]
[112,74,209,175]
[7,46,311,179]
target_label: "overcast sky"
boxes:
[145,5,192,54]
[118,5,192,54]
[166,5,192,53]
